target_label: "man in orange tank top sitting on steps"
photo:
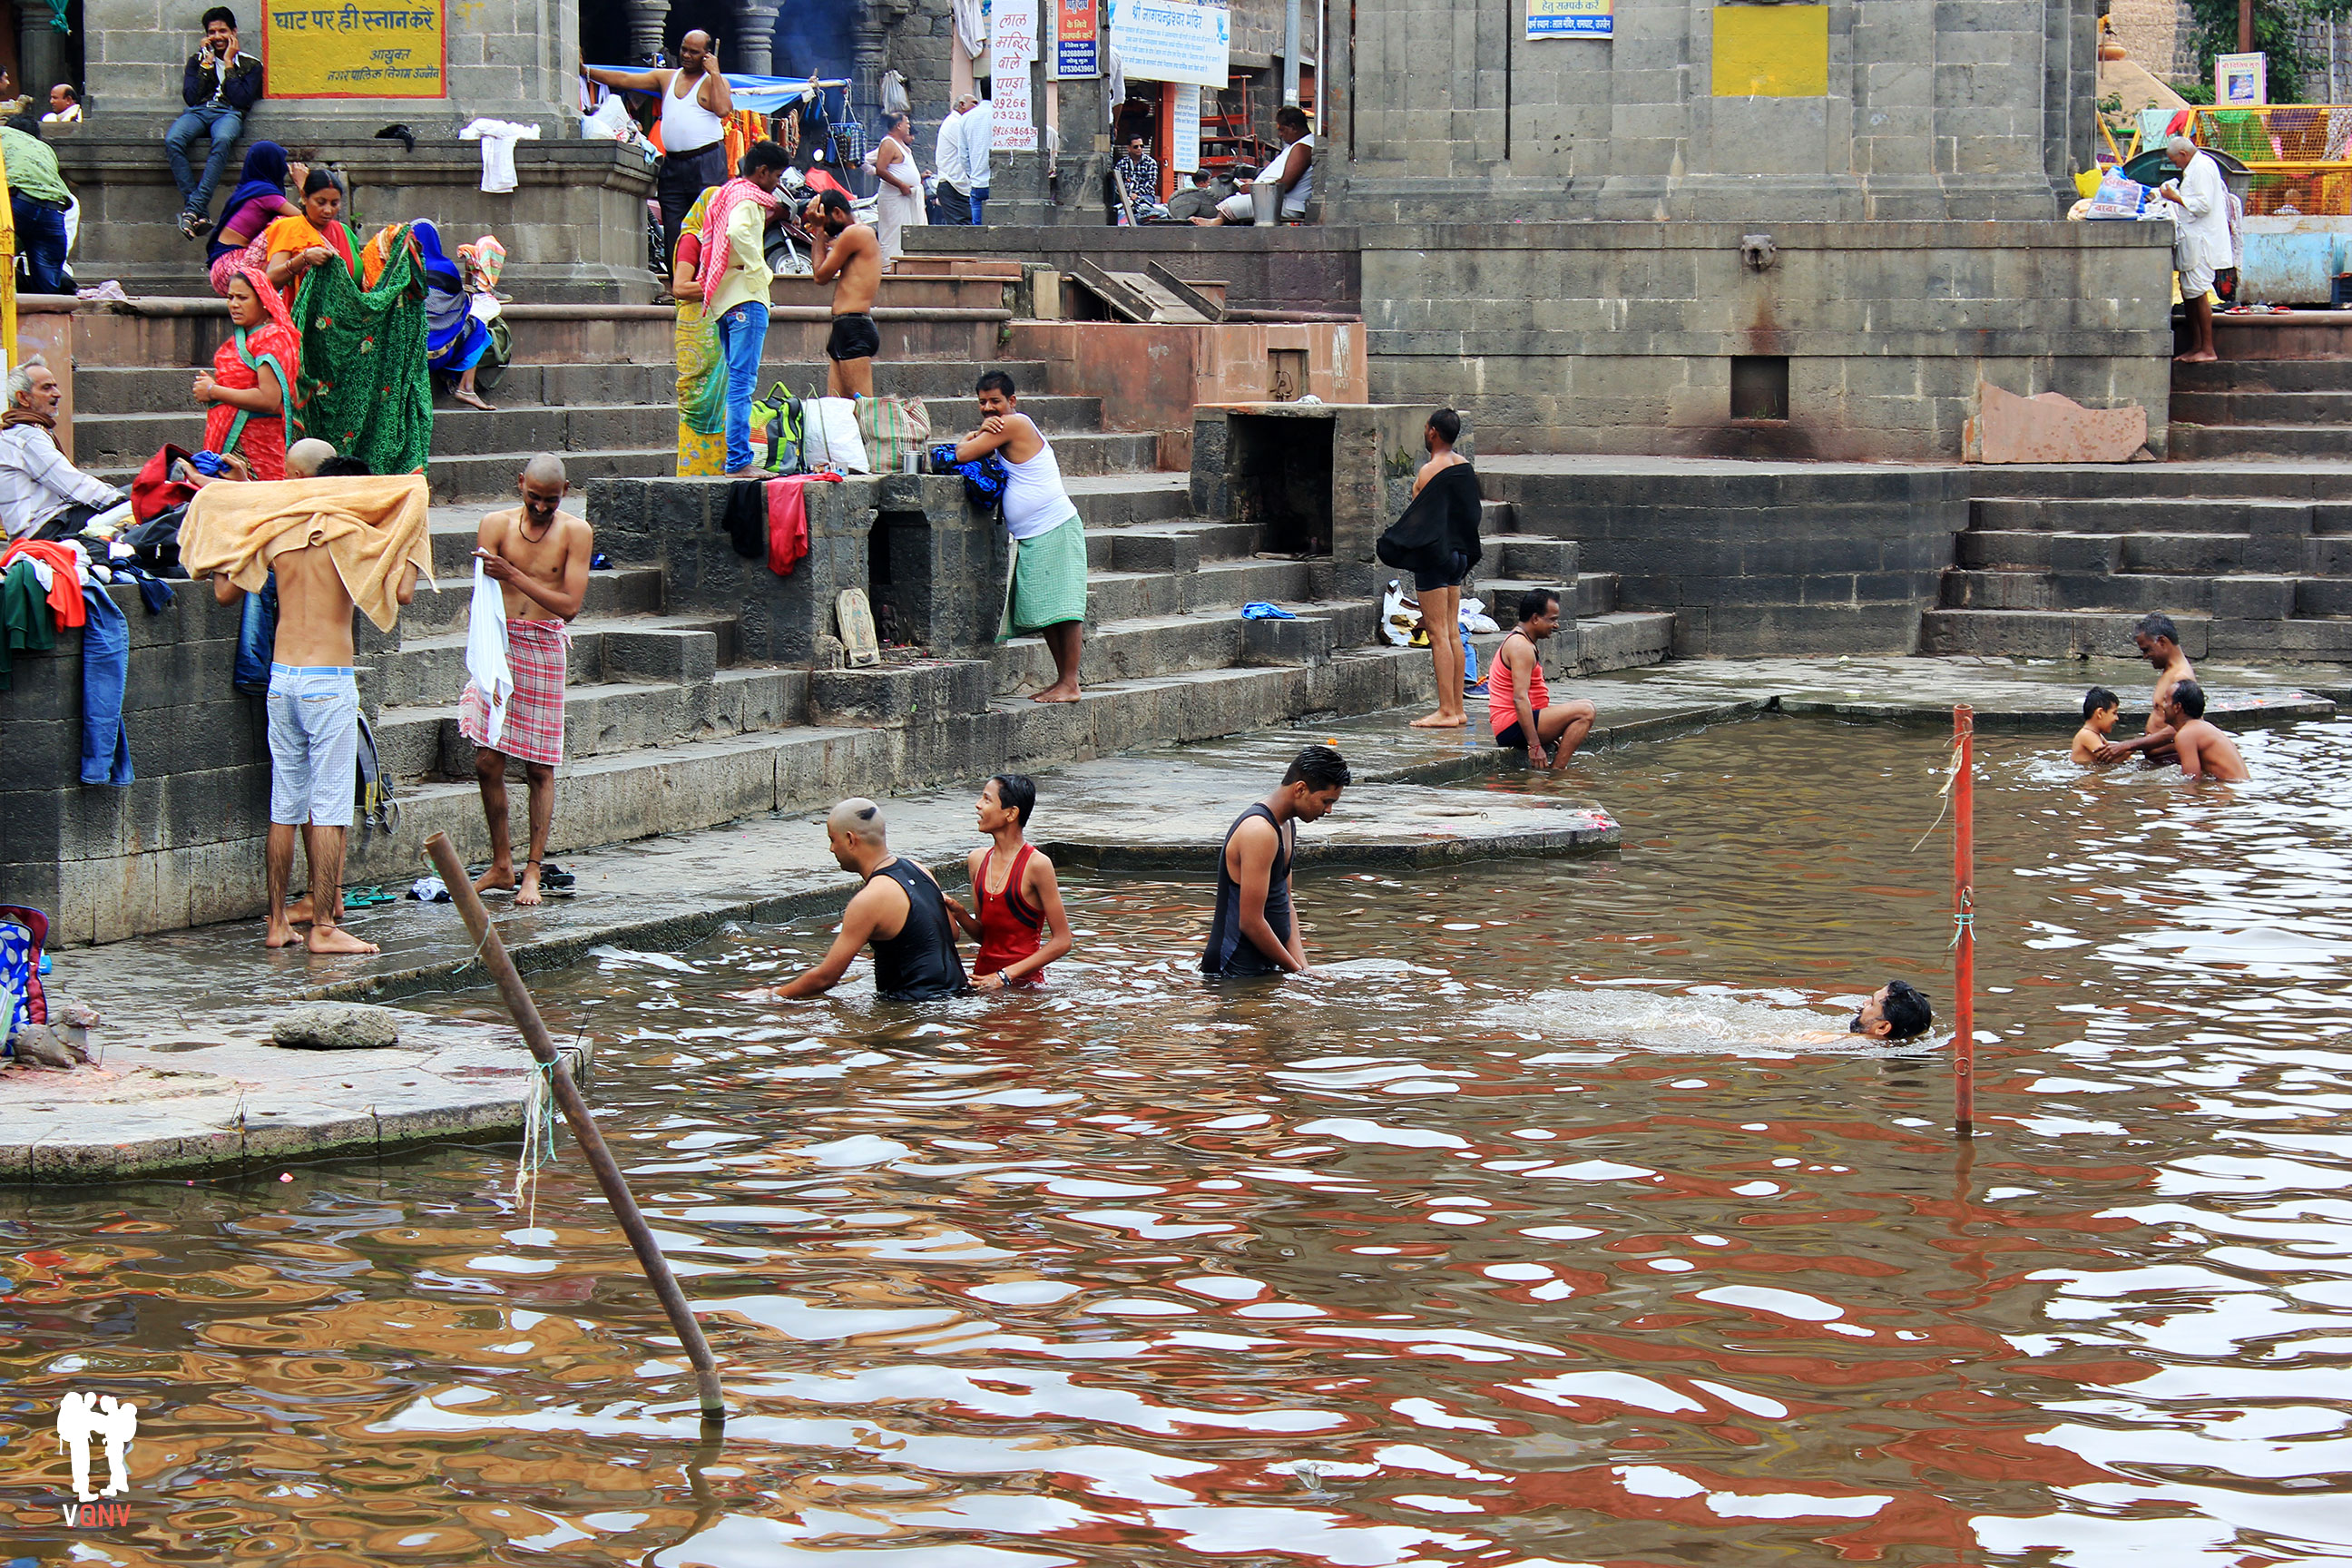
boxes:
[1490,587,1597,771]
[945,773,1074,989]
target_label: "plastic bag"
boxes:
[1378,579,1416,647]
[2084,169,2148,220]
[856,396,934,474]
[801,396,871,474]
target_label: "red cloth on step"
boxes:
[0,539,89,628]
[764,473,842,577]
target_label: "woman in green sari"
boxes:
[671,184,729,476]
[268,168,434,476]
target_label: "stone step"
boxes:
[1938,568,2305,618]
[2171,358,2352,394]
[1066,472,1195,528]
[1918,607,2210,659]
[2167,423,2352,462]
[71,403,677,474]
[1489,534,1582,581]
[2168,389,2352,426]
[1479,498,1518,536]
[1966,465,2352,502]
[375,665,810,781]
[399,564,665,637]
[1972,496,2314,534]
[1083,558,1318,625]
[373,612,738,709]
[1956,526,2320,576]
[1082,518,1259,572]
[1475,573,1619,628]
[1923,603,2352,661]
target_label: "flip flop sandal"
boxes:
[540,863,577,889]
[342,887,398,908]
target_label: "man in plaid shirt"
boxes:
[1112,135,1168,221]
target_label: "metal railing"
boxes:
[2194,105,2352,215]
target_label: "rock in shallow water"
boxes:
[272,1004,401,1051]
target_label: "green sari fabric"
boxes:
[290,221,435,477]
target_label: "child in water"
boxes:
[944,773,1073,989]
[2072,686,2121,765]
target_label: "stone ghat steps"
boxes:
[1942,569,2352,620]
[1971,496,2352,535]
[1919,606,2352,661]
[1966,465,2352,502]
[2170,358,2352,395]
[1960,530,2352,577]
[2169,390,2352,426]
[2167,424,2352,462]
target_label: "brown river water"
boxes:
[6,715,2352,1565]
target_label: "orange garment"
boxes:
[181,475,435,632]
[0,539,90,627]
[722,110,769,179]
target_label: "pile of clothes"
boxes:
[0,532,177,786]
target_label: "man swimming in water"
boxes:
[1793,980,1935,1043]
[2160,679,2250,781]
[2097,612,2195,765]
[748,799,967,1001]
[1200,744,1351,979]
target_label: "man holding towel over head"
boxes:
[183,466,430,954]
[460,455,592,906]
[956,370,1087,704]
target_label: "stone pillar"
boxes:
[852,0,888,122]
[16,1,68,105]
[735,0,778,74]
[629,0,671,64]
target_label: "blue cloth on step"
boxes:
[79,583,132,787]
[1240,602,1297,621]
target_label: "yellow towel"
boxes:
[181,475,436,632]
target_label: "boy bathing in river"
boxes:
[1791,980,1936,1044]
[2072,686,2121,766]
[944,773,1073,990]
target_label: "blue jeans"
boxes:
[10,194,65,295]
[969,186,988,225]
[80,585,132,786]
[715,300,769,474]
[165,103,244,215]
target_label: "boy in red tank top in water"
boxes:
[946,773,1073,989]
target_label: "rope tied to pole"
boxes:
[513,1059,561,1229]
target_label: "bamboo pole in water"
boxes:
[423,831,727,1424]
[1953,706,1976,1139]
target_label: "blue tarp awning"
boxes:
[583,70,850,116]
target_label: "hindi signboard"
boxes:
[1171,83,1200,173]
[1107,0,1230,88]
[991,0,1040,151]
[2215,52,2266,105]
[1526,0,1611,39]
[263,0,446,98]
[1053,0,1099,79]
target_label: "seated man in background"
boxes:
[0,358,122,541]
[2161,680,2250,781]
[1194,106,1314,226]
[1109,133,1168,221]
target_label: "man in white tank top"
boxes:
[956,370,1088,703]
[584,32,735,272]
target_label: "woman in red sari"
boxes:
[192,266,300,481]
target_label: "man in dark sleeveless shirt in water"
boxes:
[1200,745,1352,979]
[750,799,967,1001]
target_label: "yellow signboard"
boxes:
[263,0,446,99]
[1711,5,1828,98]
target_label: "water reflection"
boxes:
[5,717,2352,1563]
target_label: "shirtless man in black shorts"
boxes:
[805,188,881,398]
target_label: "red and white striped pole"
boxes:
[1953,705,1976,1139]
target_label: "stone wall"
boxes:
[1359,220,2178,461]
[1327,0,2098,222]
[1483,460,1970,656]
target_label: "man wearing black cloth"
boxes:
[1200,746,1351,979]
[752,799,967,1000]
[1376,408,1485,730]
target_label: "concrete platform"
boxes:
[0,1018,587,1183]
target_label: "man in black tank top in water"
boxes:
[750,799,968,1001]
[1200,745,1351,979]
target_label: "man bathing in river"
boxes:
[187,466,428,953]
[944,773,1073,989]
[1491,589,1597,770]
[2158,680,2250,781]
[1792,980,1936,1044]
[805,188,881,398]
[2097,612,2196,766]
[459,456,593,906]
[1200,745,1351,979]
[750,799,967,1001]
